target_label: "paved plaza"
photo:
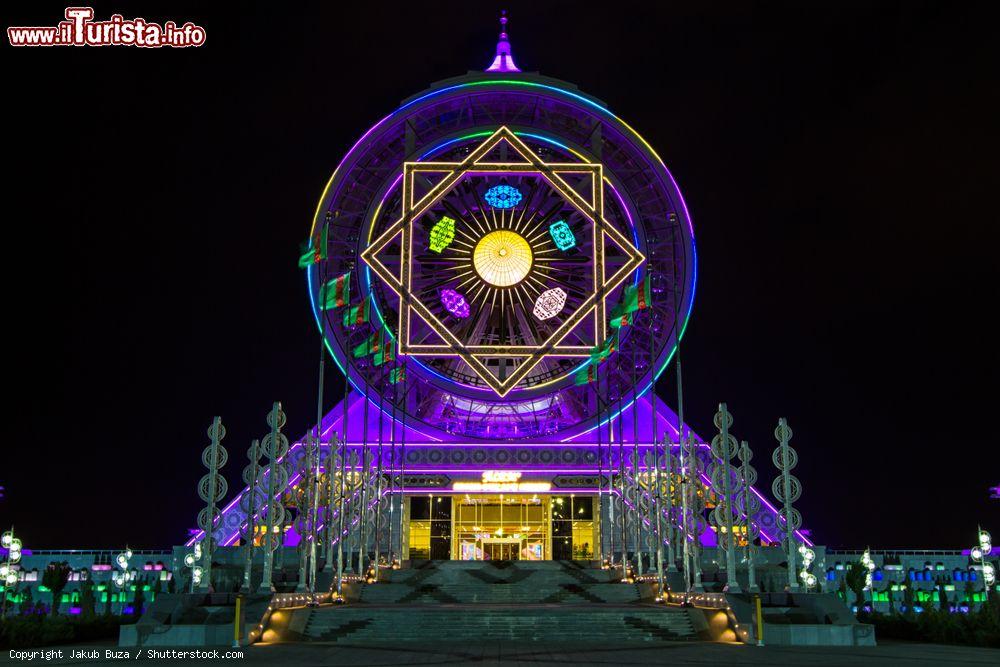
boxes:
[4,640,997,666]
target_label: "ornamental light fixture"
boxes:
[532,287,567,320]
[440,289,471,318]
[0,530,21,591]
[429,216,456,253]
[473,230,533,288]
[799,544,817,588]
[548,220,576,251]
[359,126,645,397]
[972,527,994,586]
[484,184,522,209]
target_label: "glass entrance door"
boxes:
[453,494,549,560]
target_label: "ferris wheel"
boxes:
[305,73,696,442]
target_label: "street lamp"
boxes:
[971,527,994,591]
[113,547,134,613]
[799,544,817,589]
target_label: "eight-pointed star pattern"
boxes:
[360,127,644,397]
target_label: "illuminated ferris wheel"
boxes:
[305,22,696,441]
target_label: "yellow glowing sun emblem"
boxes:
[473,230,533,287]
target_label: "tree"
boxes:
[845,561,868,610]
[103,577,114,616]
[79,579,96,618]
[42,562,71,616]
[18,585,33,615]
[938,579,949,612]
[131,576,146,618]
[903,583,915,616]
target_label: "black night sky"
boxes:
[4,2,997,549]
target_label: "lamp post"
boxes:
[971,527,994,604]
[799,544,817,590]
[259,402,288,593]
[114,547,134,612]
[738,441,760,592]
[240,440,262,593]
[772,418,802,592]
[197,417,228,593]
[183,542,202,594]
[1,528,23,617]
[711,403,740,593]
[860,547,876,608]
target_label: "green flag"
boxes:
[343,297,371,328]
[352,330,385,358]
[608,311,633,329]
[319,272,351,310]
[298,224,329,269]
[574,362,598,386]
[373,338,396,366]
[590,331,618,364]
[610,274,652,319]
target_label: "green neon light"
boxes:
[429,216,456,253]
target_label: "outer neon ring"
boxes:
[307,79,697,436]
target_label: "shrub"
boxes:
[0,614,132,649]
[859,605,1000,648]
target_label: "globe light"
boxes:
[183,553,196,567]
[983,563,996,585]
[116,553,129,570]
[440,289,471,318]
[5,573,16,586]
[979,530,992,554]
[971,546,983,561]
[483,184,522,209]
[193,542,202,559]
[805,573,817,587]
[0,532,12,548]
[473,230,533,287]
[0,564,9,578]
[532,287,567,320]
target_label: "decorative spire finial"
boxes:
[485,9,521,73]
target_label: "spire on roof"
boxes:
[485,10,521,73]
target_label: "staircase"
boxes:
[359,560,646,605]
[291,561,697,644]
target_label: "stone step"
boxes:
[300,608,696,644]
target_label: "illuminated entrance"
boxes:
[406,495,597,561]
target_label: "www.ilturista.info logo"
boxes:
[8,7,206,47]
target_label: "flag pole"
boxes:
[372,321,386,580]
[631,318,641,576]
[669,213,691,592]
[357,325,371,577]
[596,359,605,566]
[335,351,349,598]
[307,221,329,600]
[387,334,398,566]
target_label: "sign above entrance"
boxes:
[452,471,552,493]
